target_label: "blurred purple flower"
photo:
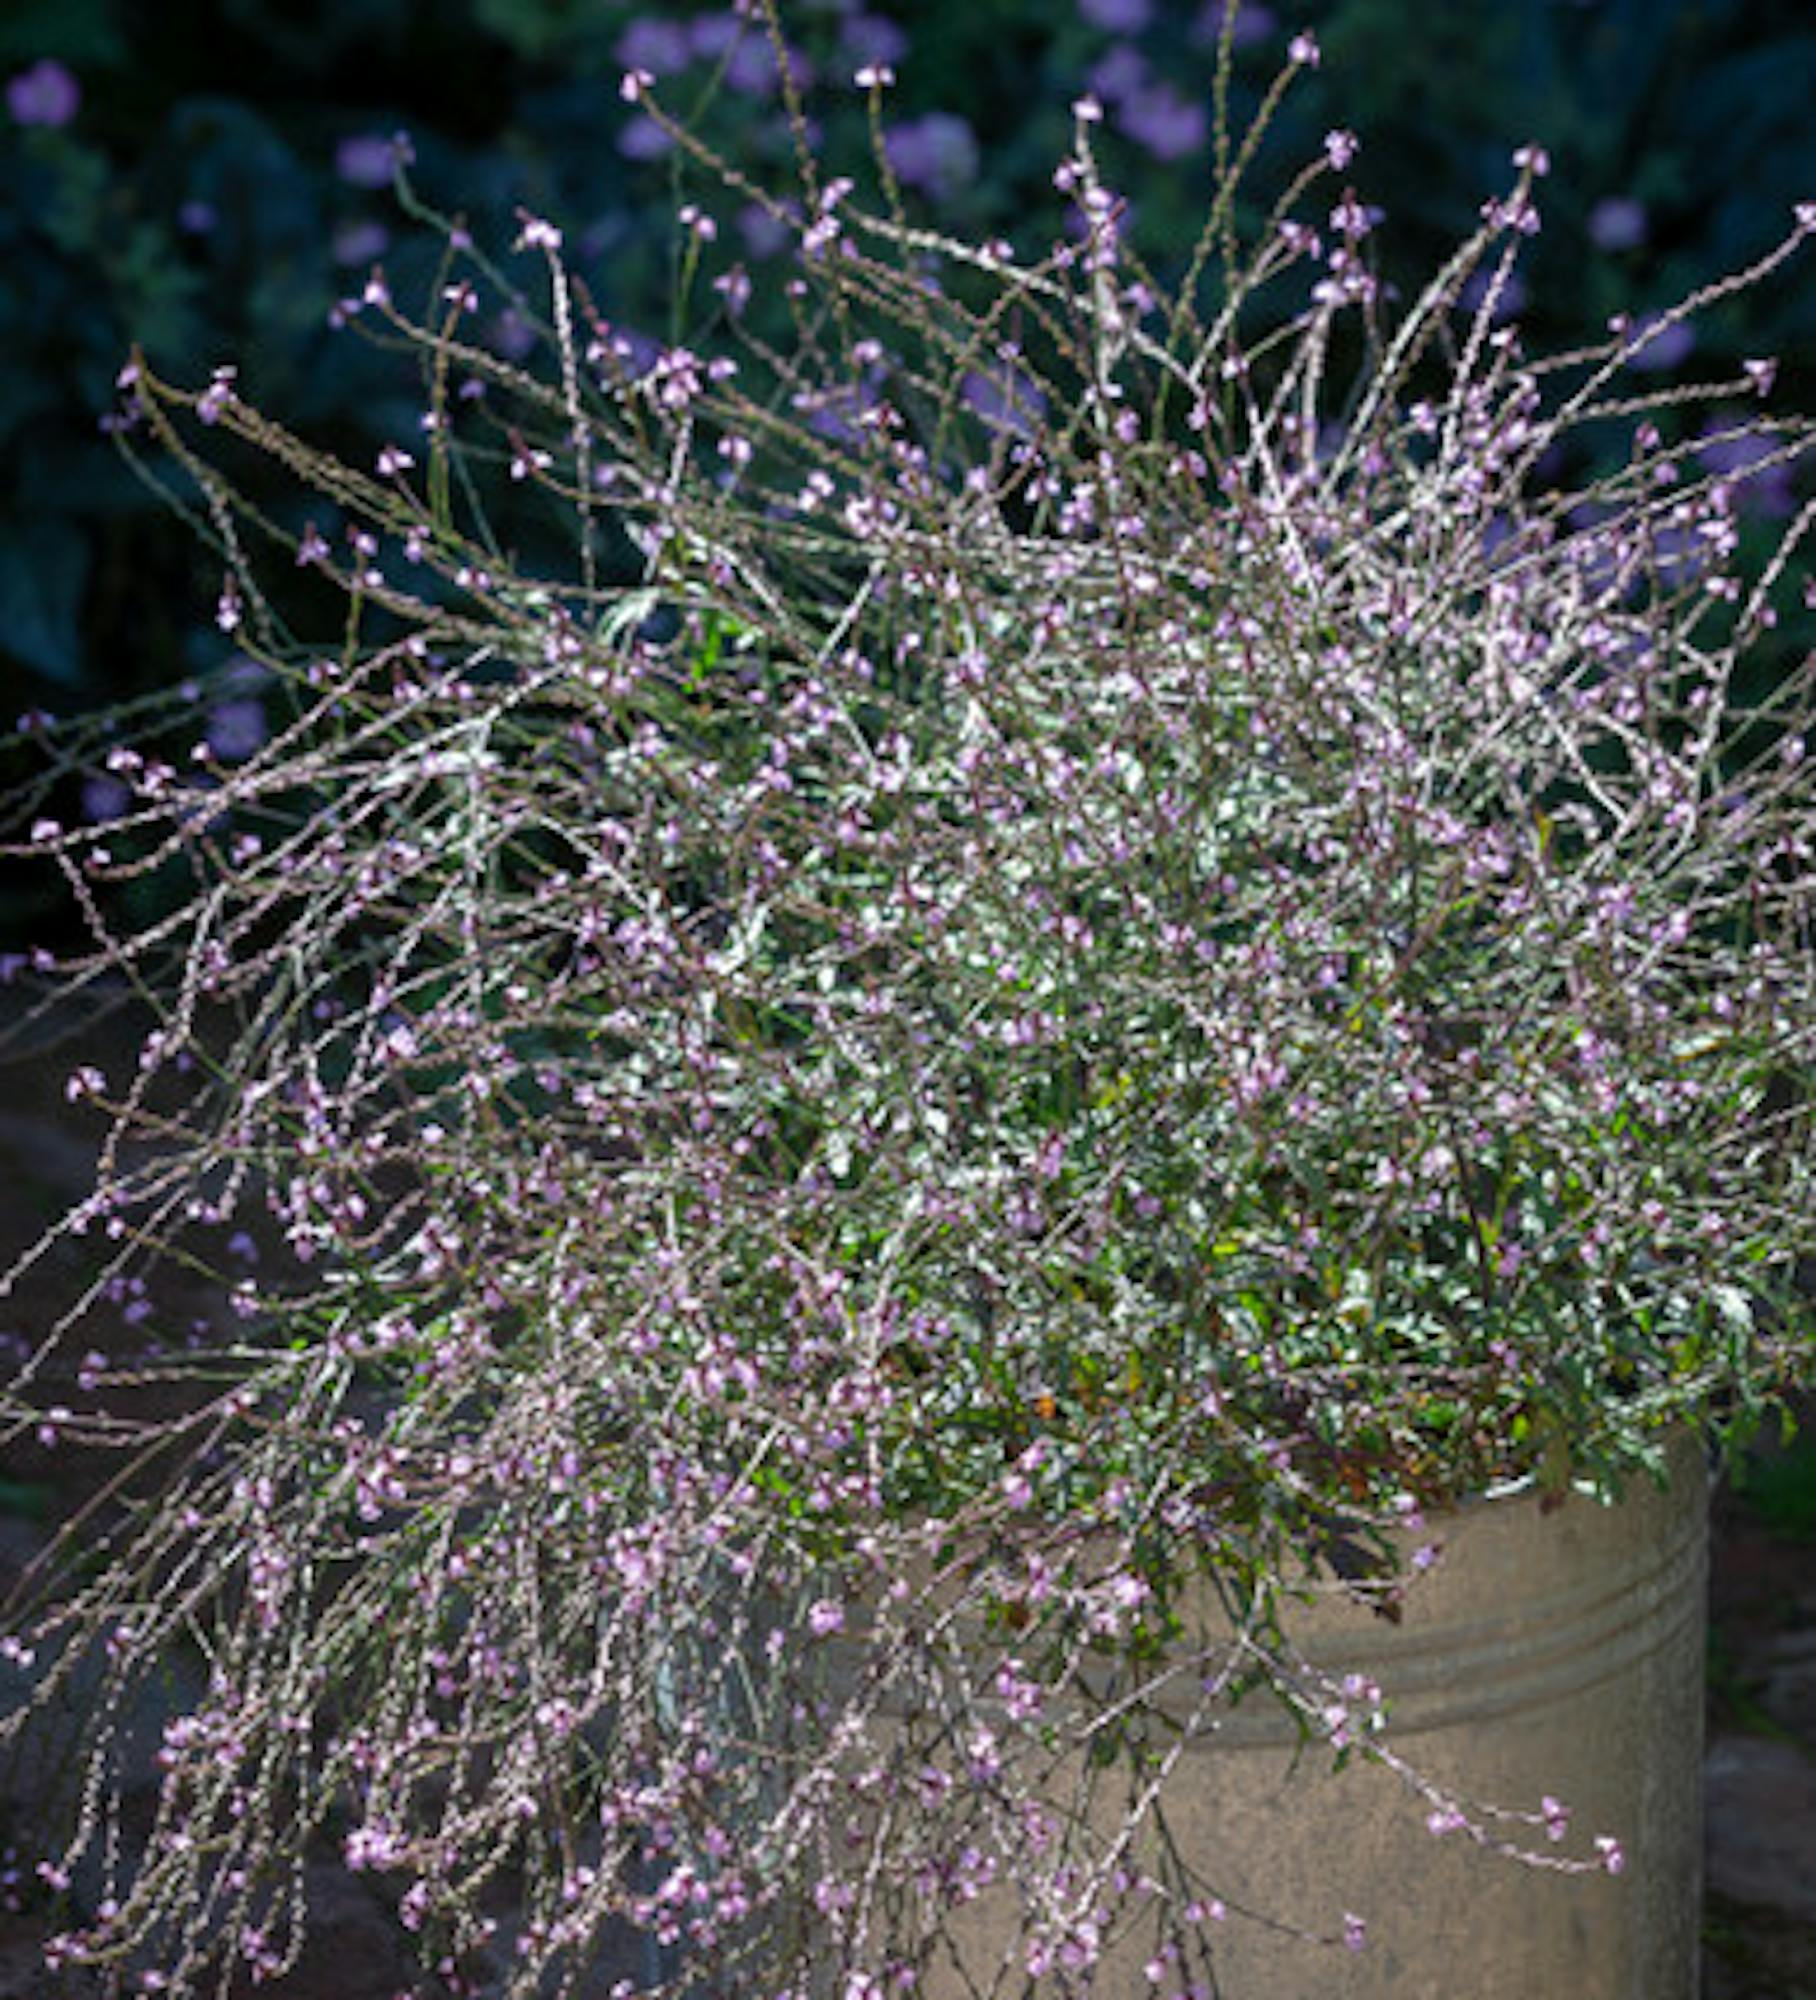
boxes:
[1087,44,1149,105]
[1645,519,1709,586]
[1080,0,1153,29]
[491,307,538,362]
[1121,83,1207,162]
[962,367,1047,439]
[1587,196,1647,252]
[1625,313,1694,372]
[1193,3,1278,44]
[618,114,675,162]
[738,202,797,260]
[332,220,391,267]
[886,113,980,201]
[1458,268,1527,322]
[7,59,79,129]
[840,14,909,68]
[335,133,403,189]
[800,379,881,449]
[615,18,693,76]
[81,776,130,825]
[1064,197,1138,247]
[688,12,808,95]
[178,199,217,235]
[1697,423,1794,518]
[206,700,268,764]
[689,13,741,60]
[1232,3,1279,44]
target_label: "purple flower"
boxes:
[1086,44,1149,106]
[689,13,742,61]
[334,133,402,190]
[1458,268,1526,322]
[961,366,1047,439]
[885,114,980,201]
[332,220,390,268]
[1079,0,1153,29]
[491,307,538,362]
[618,115,675,162]
[1122,83,1208,163]
[724,38,785,95]
[1624,313,1694,372]
[614,17,693,76]
[1587,196,1647,252]
[688,12,808,95]
[840,14,908,68]
[206,699,268,764]
[1192,1,1278,44]
[738,201,796,260]
[1696,423,1794,518]
[81,776,130,824]
[7,59,79,129]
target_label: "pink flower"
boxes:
[1742,357,1777,398]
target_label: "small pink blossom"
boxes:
[1743,357,1777,397]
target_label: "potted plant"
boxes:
[2,10,1810,1995]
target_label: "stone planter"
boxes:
[891,1431,1708,1998]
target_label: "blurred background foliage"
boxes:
[0,0,1809,733]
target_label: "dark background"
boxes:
[0,0,1809,744]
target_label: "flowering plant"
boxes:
[2,9,1811,1994]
